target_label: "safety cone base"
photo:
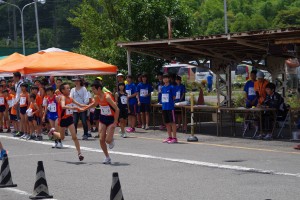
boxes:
[187,136,198,142]
[0,183,17,188]
[29,194,53,199]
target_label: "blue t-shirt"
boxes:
[207,75,213,85]
[125,83,137,105]
[137,83,153,104]
[161,84,176,110]
[174,84,186,103]
[243,80,257,107]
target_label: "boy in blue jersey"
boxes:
[174,76,186,103]
[175,76,186,131]
[161,74,177,144]
[125,75,138,133]
[137,74,153,130]
[244,70,258,108]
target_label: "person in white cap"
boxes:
[254,71,269,105]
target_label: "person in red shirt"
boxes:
[2,89,12,133]
[48,83,87,161]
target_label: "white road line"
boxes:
[1,135,300,178]
[4,188,57,200]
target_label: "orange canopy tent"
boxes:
[0,53,25,76]
[0,48,118,76]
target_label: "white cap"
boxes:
[117,73,124,77]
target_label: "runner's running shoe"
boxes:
[163,137,172,143]
[102,157,111,164]
[56,142,63,149]
[108,139,115,149]
[167,138,178,144]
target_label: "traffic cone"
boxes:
[0,154,17,188]
[110,172,124,200]
[29,161,53,199]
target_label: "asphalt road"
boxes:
[0,128,300,200]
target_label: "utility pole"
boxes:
[34,0,41,51]
[12,0,17,47]
[224,0,228,34]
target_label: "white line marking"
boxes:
[1,135,300,178]
[4,188,57,200]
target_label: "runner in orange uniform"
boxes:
[48,83,87,161]
[87,81,119,164]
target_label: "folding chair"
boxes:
[242,112,258,138]
[276,111,290,139]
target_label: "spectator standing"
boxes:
[125,75,138,133]
[70,77,90,140]
[285,58,299,94]
[207,73,213,92]
[12,72,23,137]
[254,71,269,105]
[244,70,258,108]
[137,74,153,130]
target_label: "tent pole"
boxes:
[127,49,132,75]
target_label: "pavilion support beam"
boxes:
[234,39,267,51]
[171,44,235,62]
[210,59,233,107]
[130,48,171,61]
[127,49,132,75]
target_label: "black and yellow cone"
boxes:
[110,172,124,200]
[0,154,17,188]
[29,161,53,199]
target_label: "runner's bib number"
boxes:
[100,105,112,116]
[7,100,12,107]
[0,97,4,105]
[65,104,73,115]
[121,96,127,104]
[140,89,148,97]
[162,94,169,103]
[20,97,26,106]
[176,91,181,100]
[126,90,131,96]
[48,103,57,112]
[248,87,256,96]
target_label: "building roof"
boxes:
[118,27,300,63]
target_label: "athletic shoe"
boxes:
[0,129,3,133]
[263,134,272,140]
[122,132,127,138]
[102,157,111,164]
[145,125,149,130]
[14,132,22,137]
[108,139,115,149]
[21,134,27,139]
[294,144,300,150]
[29,135,36,140]
[6,129,11,133]
[52,142,58,148]
[142,125,146,129]
[167,138,178,144]
[78,153,84,161]
[56,142,63,149]
[35,135,43,141]
[254,134,264,140]
[26,134,31,140]
[163,137,172,143]
[48,128,55,138]
[82,135,89,140]
[0,149,7,160]
[126,127,134,133]
[88,133,92,137]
